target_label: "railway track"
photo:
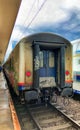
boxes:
[50,95,80,129]
[14,101,38,130]
[26,103,79,130]
[8,82,80,130]
[12,97,80,130]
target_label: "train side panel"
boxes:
[73,53,80,94]
[65,44,72,83]
[4,44,19,95]
[18,42,33,91]
[12,44,19,94]
[25,43,33,87]
[18,42,25,91]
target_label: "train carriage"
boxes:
[4,32,73,103]
[72,39,80,94]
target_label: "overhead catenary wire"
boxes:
[9,0,37,45]
[4,0,38,62]
[15,0,37,37]
[4,0,47,62]
[17,0,47,40]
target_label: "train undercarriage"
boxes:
[19,85,73,104]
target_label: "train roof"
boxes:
[4,32,72,64]
[19,32,71,45]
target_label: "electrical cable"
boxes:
[17,0,47,40]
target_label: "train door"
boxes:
[33,43,65,89]
[39,50,56,88]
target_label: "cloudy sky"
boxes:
[4,0,80,61]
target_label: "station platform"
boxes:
[0,72,21,130]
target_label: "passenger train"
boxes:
[4,32,73,103]
[72,39,80,95]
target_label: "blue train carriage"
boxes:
[4,33,73,103]
[72,39,80,94]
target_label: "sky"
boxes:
[4,0,80,62]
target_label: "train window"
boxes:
[39,51,43,67]
[49,52,54,67]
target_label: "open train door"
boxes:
[33,41,65,90]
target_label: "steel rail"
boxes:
[49,102,80,129]
[26,105,42,130]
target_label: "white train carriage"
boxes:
[72,39,80,94]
